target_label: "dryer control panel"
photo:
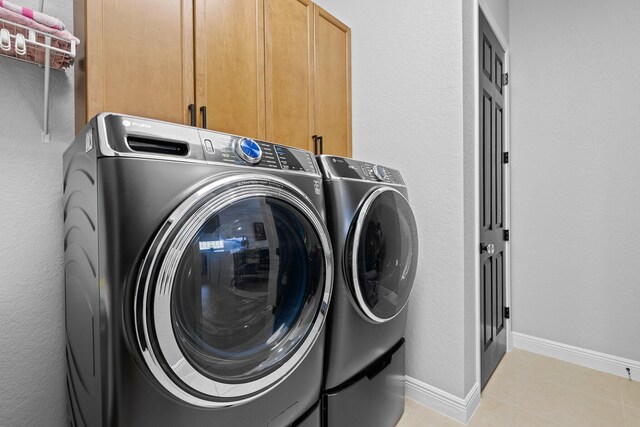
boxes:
[319,156,405,185]
[198,130,318,174]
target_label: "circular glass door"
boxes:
[134,175,333,407]
[347,187,418,323]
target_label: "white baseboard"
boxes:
[405,377,480,425]
[512,332,640,380]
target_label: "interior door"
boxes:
[347,188,418,323]
[479,10,507,389]
[313,5,351,157]
[264,0,315,151]
[134,177,333,406]
[195,0,266,139]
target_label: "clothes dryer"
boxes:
[317,156,418,427]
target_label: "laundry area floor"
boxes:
[397,349,640,426]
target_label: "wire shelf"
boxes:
[0,17,76,69]
[0,16,78,142]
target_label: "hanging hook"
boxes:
[15,33,27,56]
[0,29,11,52]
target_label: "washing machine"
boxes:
[317,156,418,427]
[64,113,333,427]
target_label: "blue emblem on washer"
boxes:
[235,137,262,164]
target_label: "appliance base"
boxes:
[322,340,405,427]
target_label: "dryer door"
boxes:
[134,175,332,407]
[346,187,418,324]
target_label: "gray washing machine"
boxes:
[317,156,418,427]
[64,113,333,426]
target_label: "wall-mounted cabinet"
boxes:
[314,5,351,157]
[75,0,351,156]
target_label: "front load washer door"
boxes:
[133,174,333,408]
[346,187,418,324]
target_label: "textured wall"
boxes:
[314,0,470,397]
[0,0,74,425]
[510,0,640,361]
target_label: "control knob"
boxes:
[373,165,386,181]
[234,137,262,164]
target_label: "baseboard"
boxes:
[512,332,640,380]
[405,377,480,425]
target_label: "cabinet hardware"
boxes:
[200,106,207,129]
[188,104,196,127]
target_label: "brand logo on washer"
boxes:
[122,119,151,129]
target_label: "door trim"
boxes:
[348,186,417,324]
[474,0,511,391]
[133,174,333,407]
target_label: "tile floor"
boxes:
[397,348,640,426]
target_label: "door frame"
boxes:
[474,0,512,390]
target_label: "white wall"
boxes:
[314,0,474,398]
[0,0,74,425]
[480,0,508,41]
[510,0,640,362]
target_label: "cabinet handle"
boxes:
[318,135,324,154]
[188,104,196,126]
[200,106,207,129]
[312,135,319,154]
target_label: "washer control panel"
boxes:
[321,156,404,185]
[234,137,262,164]
[198,130,317,174]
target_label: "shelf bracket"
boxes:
[42,35,51,143]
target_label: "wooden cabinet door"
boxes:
[264,0,314,151]
[314,5,351,157]
[195,0,265,139]
[81,0,194,126]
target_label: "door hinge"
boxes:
[502,72,509,86]
[504,229,510,241]
[503,152,509,164]
[504,307,510,319]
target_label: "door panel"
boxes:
[314,6,351,157]
[482,258,492,349]
[195,0,265,138]
[495,251,505,334]
[265,0,314,151]
[87,0,194,125]
[482,91,492,230]
[172,196,325,383]
[134,178,333,406]
[495,104,504,227]
[480,10,507,389]
[348,188,418,323]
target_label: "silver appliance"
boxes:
[64,114,333,426]
[317,155,418,427]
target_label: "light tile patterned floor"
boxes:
[397,348,640,426]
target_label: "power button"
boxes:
[203,139,214,154]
